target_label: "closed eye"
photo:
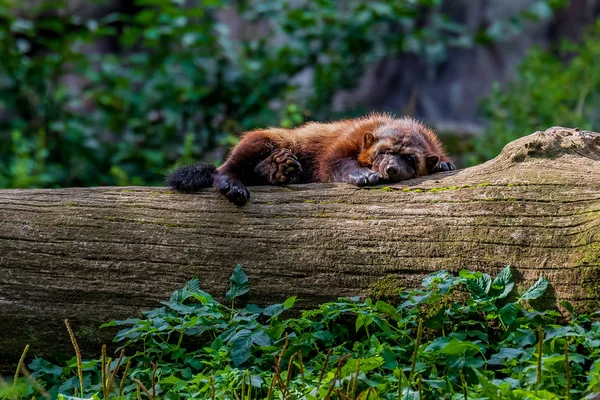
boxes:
[403,154,416,168]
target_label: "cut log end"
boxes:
[487,126,600,166]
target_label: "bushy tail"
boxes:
[166,162,217,192]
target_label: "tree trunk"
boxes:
[1,127,599,369]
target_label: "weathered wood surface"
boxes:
[0,126,599,368]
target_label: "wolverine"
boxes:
[167,113,455,205]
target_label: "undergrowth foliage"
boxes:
[2,265,600,399]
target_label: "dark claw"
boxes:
[349,170,382,187]
[225,183,250,206]
[367,172,382,185]
[435,161,456,173]
[216,180,230,194]
[215,177,250,206]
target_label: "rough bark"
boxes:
[1,127,599,369]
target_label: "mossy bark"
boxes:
[0,127,599,369]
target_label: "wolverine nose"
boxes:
[386,166,399,177]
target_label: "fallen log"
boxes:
[0,126,599,369]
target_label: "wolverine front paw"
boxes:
[433,161,456,172]
[256,148,303,184]
[347,169,382,187]
[215,177,250,206]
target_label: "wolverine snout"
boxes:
[375,155,416,182]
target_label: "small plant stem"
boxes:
[397,368,403,399]
[285,352,297,393]
[460,369,468,400]
[247,374,252,400]
[241,370,246,400]
[319,349,333,387]
[298,351,306,390]
[132,378,154,400]
[65,319,84,398]
[275,334,290,398]
[210,375,216,400]
[345,376,352,397]
[177,331,184,349]
[13,344,29,387]
[325,354,351,399]
[418,375,423,398]
[351,358,361,398]
[410,319,423,382]
[536,325,544,387]
[111,349,126,383]
[3,344,30,400]
[266,373,276,400]
[564,340,572,400]
[272,354,286,399]
[150,361,157,399]
[101,345,107,399]
[120,360,131,397]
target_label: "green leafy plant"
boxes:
[2,265,600,399]
[469,18,600,165]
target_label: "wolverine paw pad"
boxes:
[271,149,302,184]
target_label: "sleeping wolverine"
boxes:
[167,113,455,205]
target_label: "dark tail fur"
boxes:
[166,162,217,192]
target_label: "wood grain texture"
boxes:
[0,126,599,368]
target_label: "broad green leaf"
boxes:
[459,269,482,279]
[312,330,333,342]
[488,347,524,365]
[251,329,271,346]
[283,295,297,309]
[228,328,253,367]
[263,303,284,317]
[160,375,181,385]
[245,304,264,314]
[226,264,249,300]
[466,272,492,298]
[493,266,513,287]
[424,336,451,352]
[28,358,63,377]
[437,339,482,356]
[356,313,366,332]
[520,277,548,301]
[492,266,515,299]
[499,303,519,326]
[341,356,383,377]
[170,277,201,302]
[249,374,264,388]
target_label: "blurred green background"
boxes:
[0,0,597,189]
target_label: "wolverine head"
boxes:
[357,118,443,182]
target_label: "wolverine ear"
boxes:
[363,131,375,149]
[426,154,440,171]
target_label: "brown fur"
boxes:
[168,113,454,205]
